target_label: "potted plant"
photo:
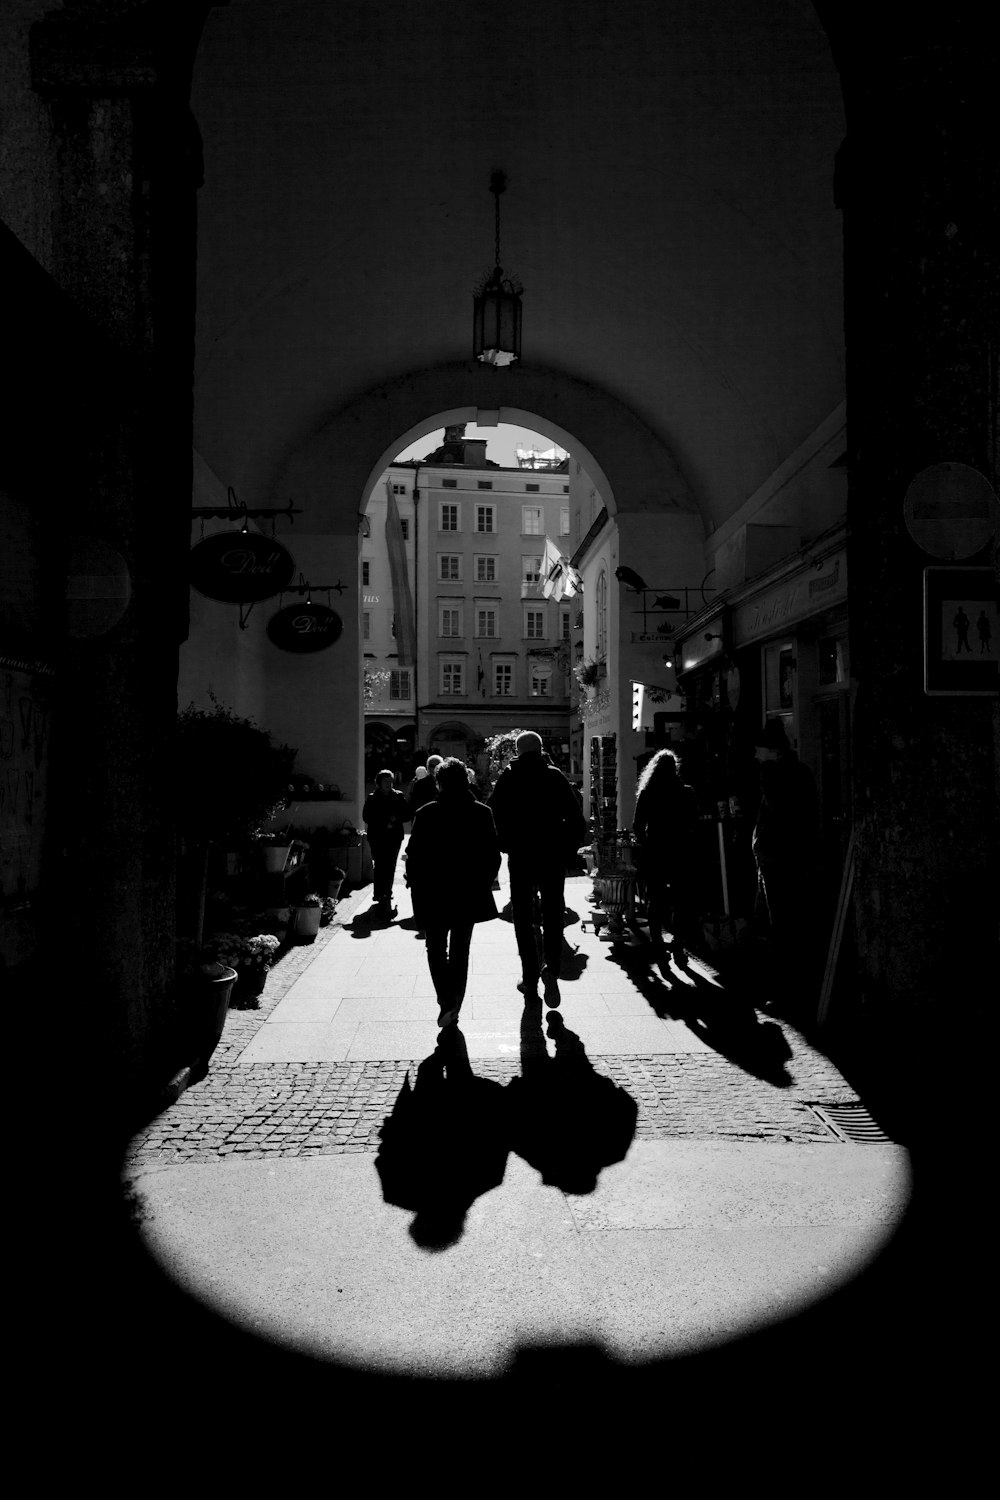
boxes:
[204,931,281,1005]
[573,658,601,696]
[319,894,339,925]
[176,697,297,948]
[256,831,294,873]
[175,939,238,1071]
[325,865,346,901]
[292,893,323,941]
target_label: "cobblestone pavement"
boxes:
[126,876,860,1167]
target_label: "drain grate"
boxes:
[808,1103,899,1144]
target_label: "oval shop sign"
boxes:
[266,601,343,653]
[190,531,296,603]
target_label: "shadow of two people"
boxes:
[374,1012,638,1251]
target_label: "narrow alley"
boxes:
[125,858,909,1380]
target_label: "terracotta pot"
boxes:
[294,906,322,940]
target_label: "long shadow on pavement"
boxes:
[606,937,794,1088]
[505,1005,638,1194]
[374,1027,510,1251]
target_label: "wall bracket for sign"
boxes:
[191,486,302,528]
[276,574,348,601]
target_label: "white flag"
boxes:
[540,536,567,600]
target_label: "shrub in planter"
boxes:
[203,931,281,1007]
[293,893,323,941]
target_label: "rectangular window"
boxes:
[392,483,406,495]
[400,518,409,541]
[521,506,543,535]
[525,483,540,493]
[389,669,411,700]
[441,478,458,488]
[561,609,571,640]
[476,608,497,638]
[476,504,496,533]
[474,555,496,582]
[362,560,371,585]
[362,612,371,641]
[531,671,551,697]
[494,662,514,696]
[440,661,464,695]
[559,506,570,536]
[438,554,461,581]
[477,480,493,490]
[525,608,546,639]
[522,555,542,584]
[439,605,462,638]
[439,502,459,531]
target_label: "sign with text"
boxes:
[267,601,343,653]
[190,531,295,603]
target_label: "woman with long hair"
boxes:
[633,748,701,969]
[406,757,502,1028]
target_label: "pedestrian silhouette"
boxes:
[953,605,972,653]
[976,610,992,654]
[506,1008,637,1194]
[374,1028,509,1250]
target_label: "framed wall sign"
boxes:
[923,567,999,696]
[266,601,343,652]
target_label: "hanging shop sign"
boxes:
[190,531,295,603]
[266,601,343,653]
[732,550,847,647]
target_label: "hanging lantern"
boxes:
[472,170,523,366]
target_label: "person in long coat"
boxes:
[362,769,410,910]
[633,747,702,968]
[406,757,502,1028]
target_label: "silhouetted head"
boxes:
[425,754,444,776]
[515,730,543,757]
[375,769,395,792]
[435,756,473,795]
[635,748,680,796]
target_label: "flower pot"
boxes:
[187,965,237,1075]
[263,845,291,873]
[234,961,268,1002]
[293,906,322,940]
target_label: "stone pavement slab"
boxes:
[132,1140,911,1379]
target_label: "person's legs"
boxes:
[446,920,474,1012]
[537,864,566,976]
[373,838,402,903]
[508,856,541,986]
[424,925,452,1010]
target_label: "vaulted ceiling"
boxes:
[191,0,845,535]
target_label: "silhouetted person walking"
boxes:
[407,753,442,816]
[362,769,410,912]
[488,730,587,1003]
[633,748,702,969]
[406,756,501,1027]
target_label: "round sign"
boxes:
[190,531,295,602]
[903,463,999,560]
[267,601,343,653]
[65,536,131,638]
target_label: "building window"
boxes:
[561,609,571,640]
[439,605,462,638]
[522,555,542,584]
[521,506,543,535]
[438,554,461,581]
[525,483,540,493]
[362,612,371,641]
[530,666,552,697]
[476,504,496,533]
[562,485,569,493]
[362,560,370,586]
[595,567,607,658]
[389,669,411,700]
[494,662,514,696]
[400,518,409,541]
[442,478,458,488]
[559,506,570,536]
[525,608,546,639]
[439,502,459,531]
[477,480,493,490]
[474,555,496,582]
[440,661,464,695]
[392,483,406,495]
[476,607,498,638]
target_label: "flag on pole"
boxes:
[384,480,416,667]
[540,536,567,600]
